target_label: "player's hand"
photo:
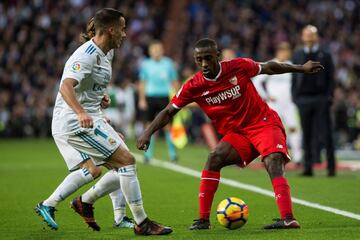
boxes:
[138,98,148,111]
[136,133,151,151]
[78,112,93,128]
[100,94,111,109]
[303,60,324,74]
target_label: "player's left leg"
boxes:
[35,136,102,230]
[263,153,300,229]
[246,121,300,229]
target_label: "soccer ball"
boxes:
[216,197,249,229]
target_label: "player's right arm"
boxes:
[137,80,193,151]
[137,104,179,150]
[60,78,93,128]
[60,50,95,128]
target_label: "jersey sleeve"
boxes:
[235,58,261,78]
[170,79,194,109]
[62,54,94,83]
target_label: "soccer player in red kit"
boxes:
[137,38,324,230]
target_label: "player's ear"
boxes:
[216,50,221,59]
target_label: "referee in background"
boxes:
[292,25,336,177]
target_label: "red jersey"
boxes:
[171,58,281,135]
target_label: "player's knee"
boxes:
[264,152,285,179]
[124,154,136,165]
[206,150,227,171]
[113,152,136,168]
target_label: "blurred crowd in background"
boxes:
[0,0,359,150]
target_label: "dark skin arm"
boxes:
[137,104,180,150]
[260,60,324,75]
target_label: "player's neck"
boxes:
[92,36,111,55]
[210,62,221,79]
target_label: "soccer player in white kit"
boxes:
[34,8,172,236]
[76,17,133,229]
[253,42,303,164]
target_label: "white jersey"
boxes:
[252,59,292,101]
[252,59,299,128]
[52,41,113,135]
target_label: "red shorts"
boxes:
[221,123,290,168]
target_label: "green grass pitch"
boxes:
[0,139,360,239]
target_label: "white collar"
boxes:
[203,63,222,81]
[91,39,106,57]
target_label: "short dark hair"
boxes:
[93,8,124,32]
[194,38,218,49]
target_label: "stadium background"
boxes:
[0,0,359,152]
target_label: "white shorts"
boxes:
[268,100,299,129]
[53,119,128,171]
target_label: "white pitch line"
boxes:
[133,153,360,221]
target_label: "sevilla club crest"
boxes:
[229,76,237,85]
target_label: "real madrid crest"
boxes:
[96,55,101,65]
[108,138,116,145]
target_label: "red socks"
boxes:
[198,172,294,220]
[199,170,220,220]
[272,176,294,219]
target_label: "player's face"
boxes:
[194,47,220,79]
[110,17,126,48]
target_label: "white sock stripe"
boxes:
[118,164,136,174]
[201,177,220,181]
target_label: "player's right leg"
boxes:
[190,136,252,230]
[35,135,101,230]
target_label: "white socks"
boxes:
[43,168,94,207]
[118,164,147,225]
[81,170,128,223]
[110,189,126,223]
[82,169,119,204]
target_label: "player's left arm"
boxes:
[260,60,324,75]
